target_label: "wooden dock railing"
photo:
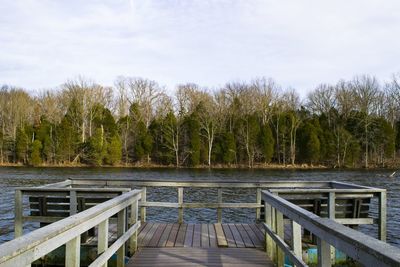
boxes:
[14,183,130,238]
[69,179,386,239]
[0,189,142,267]
[261,190,400,267]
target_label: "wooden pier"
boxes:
[128,223,272,267]
[1,179,400,267]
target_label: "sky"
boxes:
[1,0,400,96]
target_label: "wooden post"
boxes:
[66,235,81,267]
[140,187,146,222]
[328,192,336,264]
[178,187,183,224]
[276,210,284,267]
[256,188,261,221]
[14,189,23,238]
[378,191,387,241]
[70,190,77,215]
[217,188,222,223]
[129,200,139,255]
[265,203,273,260]
[317,237,331,267]
[291,220,302,260]
[98,219,109,267]
[270,206,276,263]
[117,209,126,267]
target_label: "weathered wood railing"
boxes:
[70,179,333,223]
[1,189,142,267]
[14,183,130,238]
[68,179,386,238]
[269,181,387,241]
[261,190,399,267]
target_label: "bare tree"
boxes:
[351,75,380,168]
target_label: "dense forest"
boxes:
[0,74,400,168]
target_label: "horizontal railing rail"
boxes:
[1,189,142,267]
[14,186,131,238]
[261,190,399,267]
[66,179,385,231]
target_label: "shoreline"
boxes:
[0,162,397,170]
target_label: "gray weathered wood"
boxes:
[14,189,23,238]
[89,221,140,267]
[69,190,77,215]
[328,192,335,264]
[129,200,138,255]
[262,190,400,267]
[256,188,261,220]
[140,187,146,222]
[66,235,80,267]
[275,209,284,267]
[379,191,387,241]
[0,190,141,267]
[263,222,307,267]
[217,188,222,223]
[178,187,183,224]
[98,219,109,267]
[317,237,331,267]
[291,220,302,260]
[117,209,126,267]
[265,203,273,260]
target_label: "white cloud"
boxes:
[0,0,399,96]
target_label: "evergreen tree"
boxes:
[30,140,43,166]
[298,122,320,164]
[259,124,274,163]
[186,113,201,166]
[107,134,122,165]
[16,127,29,164]
[222,132,236,164]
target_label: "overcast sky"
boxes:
[1,0,400,95]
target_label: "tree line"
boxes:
[1,74,400,168]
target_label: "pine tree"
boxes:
[107,134,122,165]
[222,132,236,164]
[187,113,200,167]
[259,124,274,163]
[16,127,29,164]
[30,140,43,166]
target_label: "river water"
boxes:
[0,167,399,247]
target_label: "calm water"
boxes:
[0,167,399,248]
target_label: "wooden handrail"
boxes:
[261,190,398,267]
[67,179,384,226]
[1,189,142,267]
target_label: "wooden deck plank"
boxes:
[142,223,159,247]
[201,224,210,248]
[208,224,217,247]
[138,222,147,235]
[166,223,180,247]
[222,224,237,247]
[127,247,273,267]
[175,223,187,247]
[184,224,194,247]
[236,224,254,247]
[148,223,167,247]
[243,224,262,248]
[137,222,154,246]
[248,224,265,244]
[228,224,245,247]
[214,223,228,247]
[193,224,202,247]
[158,223,173,247]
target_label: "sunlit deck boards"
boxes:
[127,247,274,267]
[137,223,265,248]
[128,223,272,266]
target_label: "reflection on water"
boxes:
[0,167,399,248]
